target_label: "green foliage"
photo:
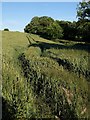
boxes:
[56,20,77,40]
[77,1,90,20]
[46,21,63,39]
[24,15,90,42]
[76,21,90,42]
[56,19,90,43]
[24,16,63,40]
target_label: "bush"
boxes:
[4,28,9,31]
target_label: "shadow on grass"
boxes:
[2,97,15,120]
[72,43,90,52]
[28,41,90,52]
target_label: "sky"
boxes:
[2,2,79,32]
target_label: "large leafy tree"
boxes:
[46,21,63,39]
[77,1,90,20]
[24,16,40,34]
[24,16,63,40]
[56,20,77,40]
[76,1,90,42]
[76,20,90,42]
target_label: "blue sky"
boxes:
[2,2,79,32]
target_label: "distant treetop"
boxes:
[4,28,9,31]
[77,1,90,21]
[24,16,63,40]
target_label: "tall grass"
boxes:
[2,31,89,119]
[42,48,90,80]
[18,49,88,119]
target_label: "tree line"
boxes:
[24,1,90,43]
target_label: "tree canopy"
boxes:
[77,1,90,20]
[24,16,63,40]
[24,2,90,43]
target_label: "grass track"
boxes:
[1,30,90,119]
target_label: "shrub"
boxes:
[4,28,9,31]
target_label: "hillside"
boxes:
[2,31,90,119]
